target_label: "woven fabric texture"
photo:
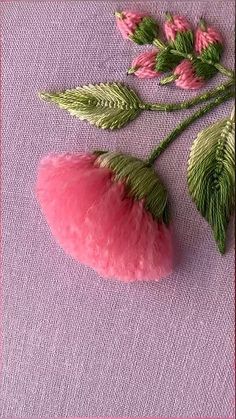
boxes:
[1,1,235,417]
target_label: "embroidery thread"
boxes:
[37,11,235,281]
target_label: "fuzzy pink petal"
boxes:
[131,50,160,79]
[174,59,205,90]
[195,26,223,53]
[36,154,173,282]
[135,68,159,79]
[116,10,144,39]
[164,15,191,41]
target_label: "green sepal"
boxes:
[187,117,235,253]
[96,151,169,223]
[39,82,143,130]
[200,42,223,63]
[193,58,218,80]
[155,47,182,72]
[170,30,194,54]
[131,16,158,45]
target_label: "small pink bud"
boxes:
[174,59,205,90]
[115,10,145,39]
[128,50,161,79]
[115,10,158,44]
[195,20,223,54]
[164,13,191,42]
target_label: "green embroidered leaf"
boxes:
[170,30,194,54]
[193,58,218,80]
[131,16,158,45]
[200,42,223,63]
[155,47,182,72]
[39,82,143,130]
[187,116,235,253]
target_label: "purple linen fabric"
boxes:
[1,1,235,417]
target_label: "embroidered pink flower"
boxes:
[128,50,160,79]
[195,19,223,61]
[115,10,158,45]
[36,153,173,282]
[164,12,191,42]
[174,59,205,90]
[115,10,144,39]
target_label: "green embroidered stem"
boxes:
[153,38,235,79]
[213,62,235,79]
[143,80,234,111]
[146,90,234,166]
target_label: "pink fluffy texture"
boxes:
[116,10,144,39]
[174,59,205,90]
[36,153,173,282]
[131,50,160,79]
[164,15,191,41]
[195,26,223,53]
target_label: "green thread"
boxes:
[170,31,194,54]
[114,11,123,19]
[39,81,234,130]
[187,114,235,253]
[96,152,168,223]
[193,58,218,80]
[39,83,142,130]
[152,37,235,79]
[143,80,234,111]
[131,16,158,45]
[155,47,182,72]
[146,90,234,165]
[159,73,178,85]
[200,42,223,63]
[170,49,235,79]
[165,11,173,22]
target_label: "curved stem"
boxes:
[142,80,234,111]
[213,62,235,79]
[146,90,234,166]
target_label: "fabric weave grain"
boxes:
[1,1,235,417]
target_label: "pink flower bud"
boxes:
[115,11,158,44]
[164,13,191,42]
[128,50,161,79]
[174,59,205,90]
[195,20,223,54]
[115,10,144,39]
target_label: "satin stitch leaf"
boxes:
[40,83,143,130]
[187,115,235,253]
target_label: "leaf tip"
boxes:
[217,240,226,255]
[38,91,53,102]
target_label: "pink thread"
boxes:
[174,59,205,90]
[130,50,160,79]
[36,154,173,282]
[115,11,144,39]
[164,15,191,41]
[195,26,223,53]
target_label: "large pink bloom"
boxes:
[195,25,223,54]
[174,59,205,90]
[128,50,160,79]
[115,10,144,39]
[164,15,191,41]
[36,153,173,282]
